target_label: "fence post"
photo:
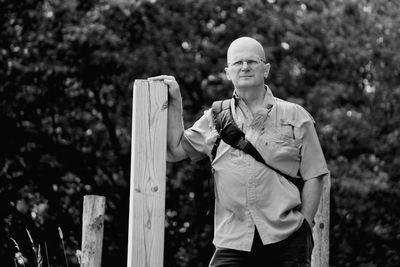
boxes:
[127,79,168,267]
[311,174,331,267]
[81,195,106,267]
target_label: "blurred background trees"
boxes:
[1,0,399,266]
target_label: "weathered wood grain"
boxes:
[81,195,106,267]
[127,80,168,267]
[311,174,331,267]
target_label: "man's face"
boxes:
[225,50,270,90]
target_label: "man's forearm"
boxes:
[166,99,187,161]
[300,175,324,226]
[147,75,188,162]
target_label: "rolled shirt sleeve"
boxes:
[181,109,215,162]
[298,116,329,181]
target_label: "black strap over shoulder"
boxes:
[211,99,232,160]
[210,99,304,191]
[211,99,231,132]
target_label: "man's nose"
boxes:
[241,61,250,70]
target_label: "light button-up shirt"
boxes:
[181,86,329,251]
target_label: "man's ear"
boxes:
[225,67,231,80]
[264,63,271,79]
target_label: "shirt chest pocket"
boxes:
[278,119,301,141]
[255,129,302,177]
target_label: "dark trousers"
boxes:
[209,220,314,267]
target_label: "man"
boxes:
[149,37,329,267]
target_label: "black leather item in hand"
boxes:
[220,123,245,148]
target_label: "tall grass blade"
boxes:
[37,244,43,267]
[44,242,50,267]
[58,227,69,267]
[10,237,20,251]
[10,237,26,267]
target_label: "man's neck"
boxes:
[235,86,266,112]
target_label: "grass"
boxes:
[10,237,25,267]
[11,227,70,267]
[58,227,69,267]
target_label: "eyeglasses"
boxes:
[228,58,266,69]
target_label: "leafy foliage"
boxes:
[1,0,399,266]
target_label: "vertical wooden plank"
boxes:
[127,79,168,267]
[81,195,106,267]
[311,174,331,267]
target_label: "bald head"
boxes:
[227,37,266,64]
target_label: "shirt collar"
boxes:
[232,84,274,109]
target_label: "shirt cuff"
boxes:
[302,168,330,181]
[181,133,207,163]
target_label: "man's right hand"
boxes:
[148,75,188,162]
[148,75,181,103]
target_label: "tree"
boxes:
[1,0,399,266]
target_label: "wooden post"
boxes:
[311,174,331,267]
[81,195,106,267]
[127,80,168,267]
